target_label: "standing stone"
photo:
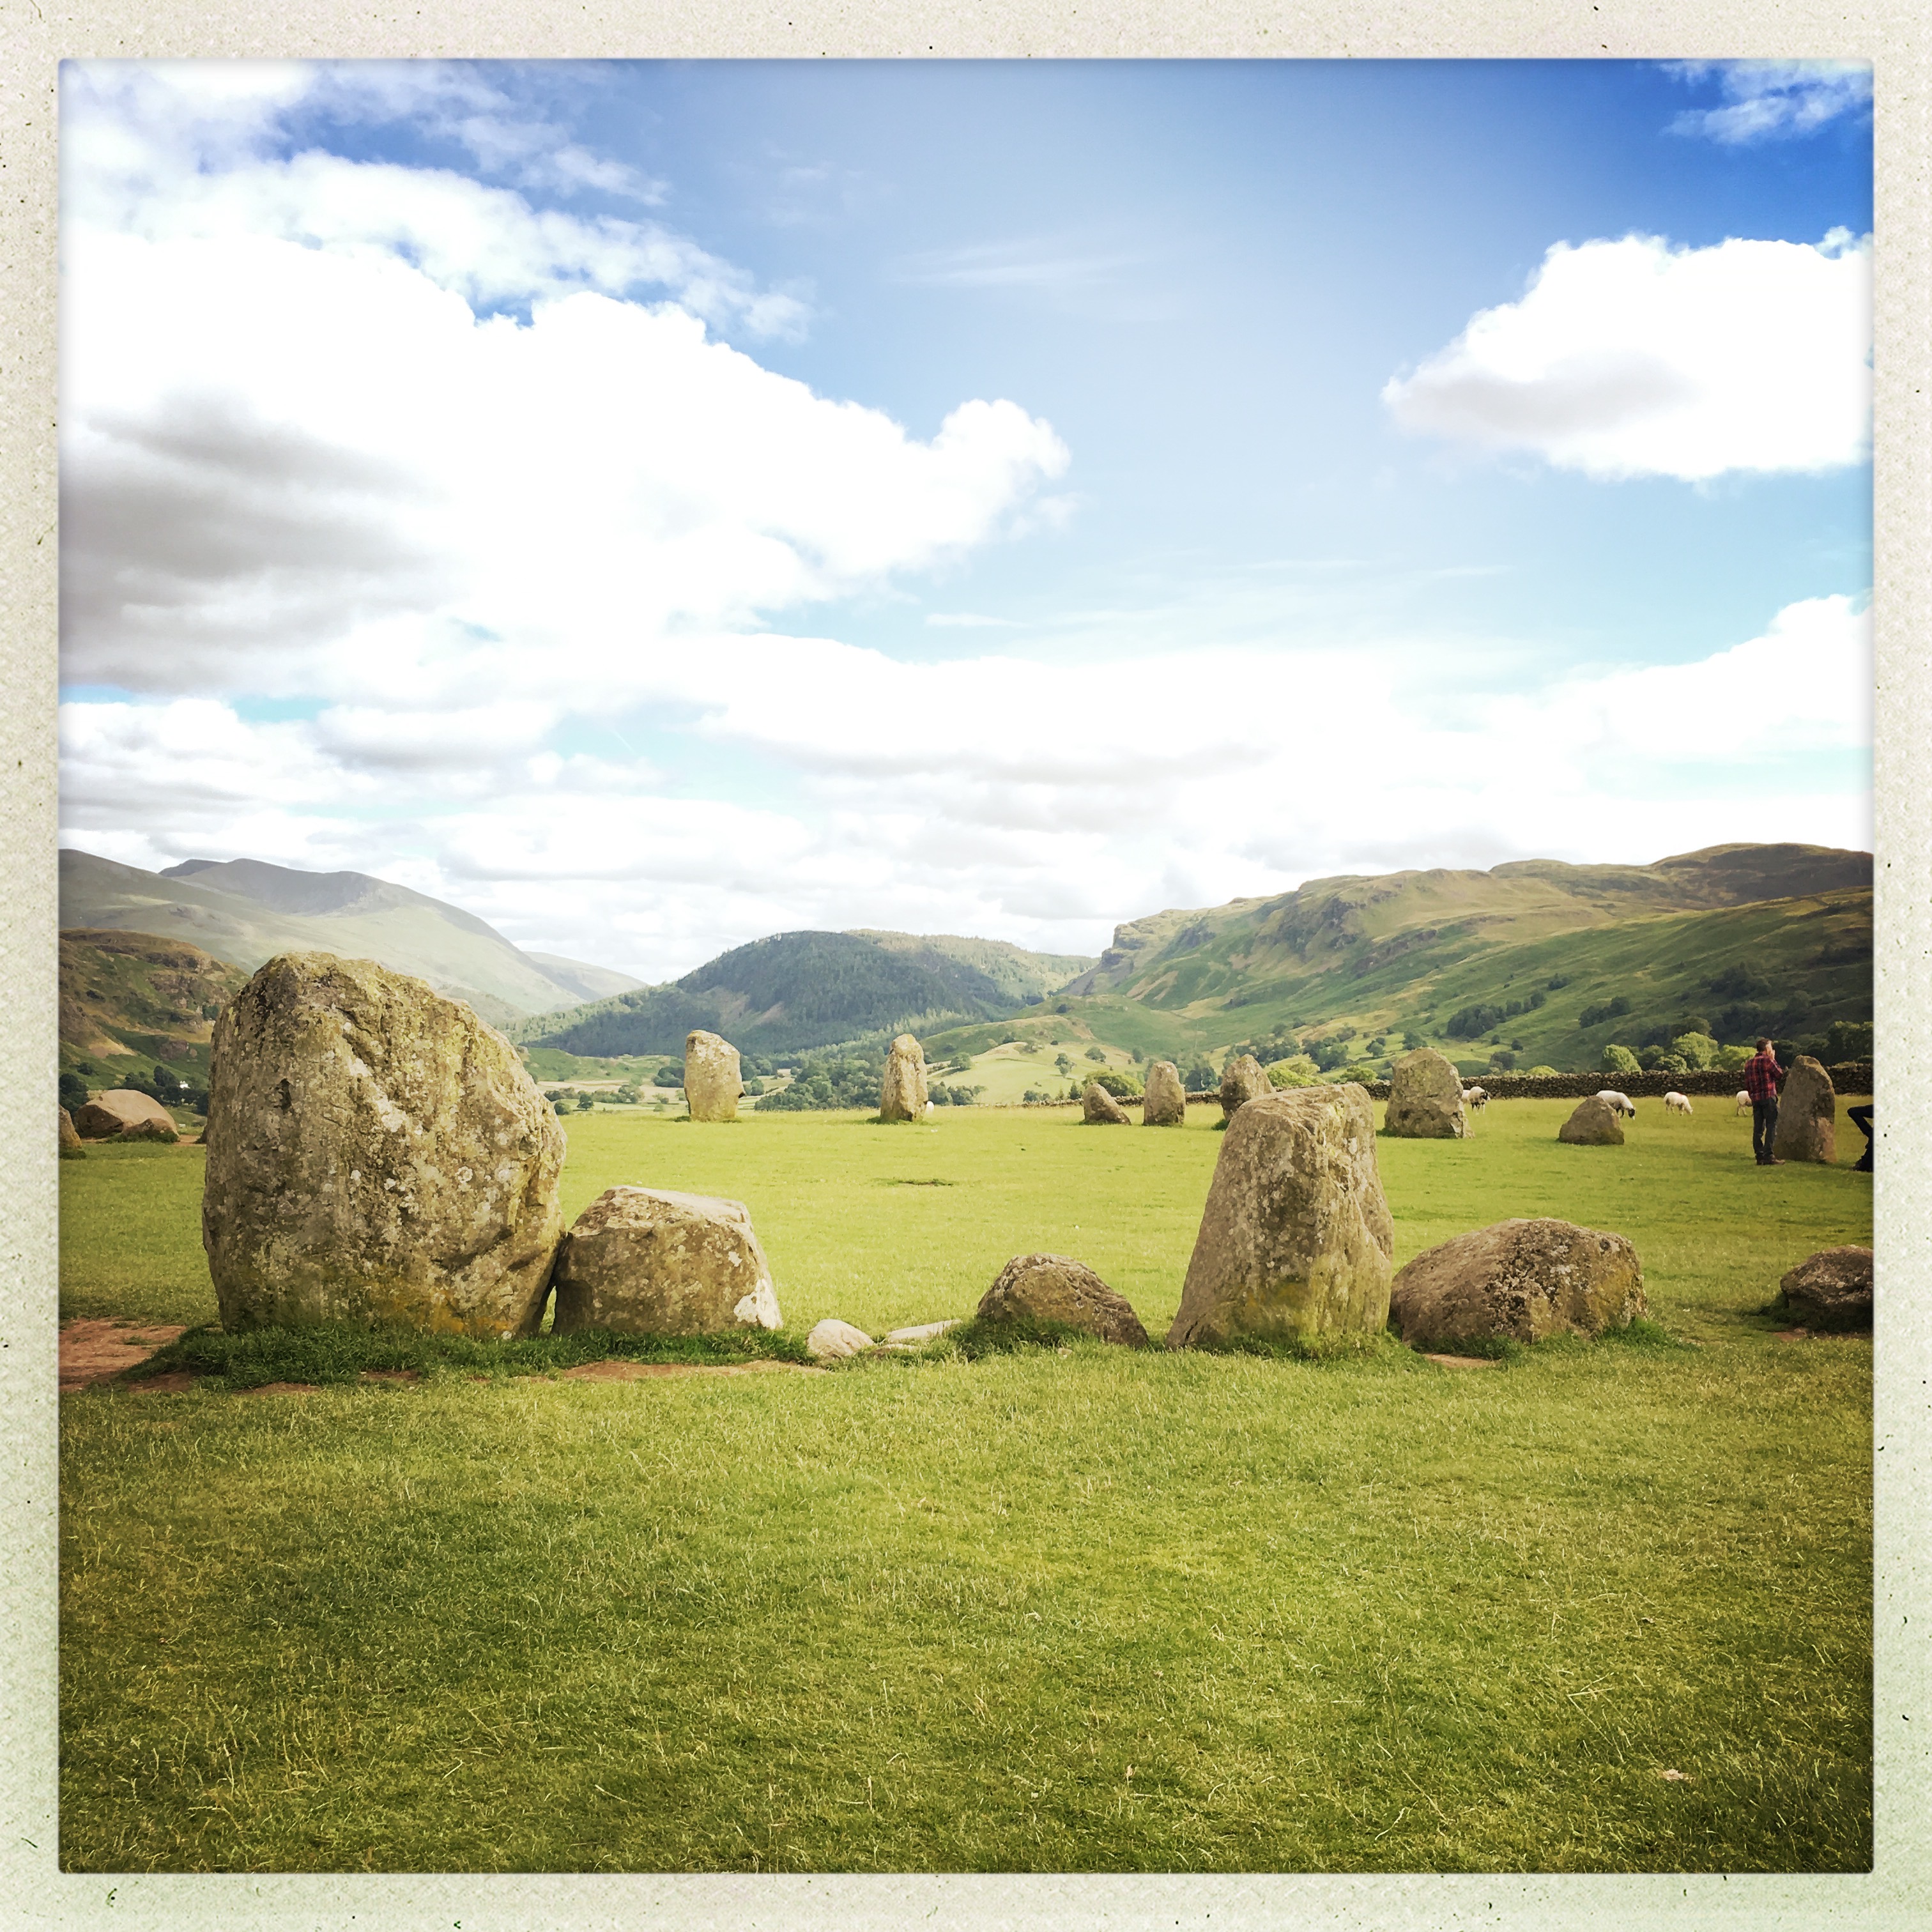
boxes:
[1167,1085,1395,1348]
[1773,1055,1837,1163]
[1218,1054,1272,1121]
[202,953,565,1338]
[1777,1245,1873,1331]
[1558,1096,1625,1146]
[1384,1047,1468,1139]
[880,1033,930,1122]
[551,1186,781,1335]
[1142,1060,1186,1126]
[1389,1218,1647,1349]
[73,1089,178,1138]
[683,1029,743,1123]
[977,1254,1151,1346]
[59,1106,86,1159]
[1082,1081,1131,1124]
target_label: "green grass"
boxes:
[59,1098,1873,1872]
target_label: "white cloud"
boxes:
[1666,61,1873,145]
[1383,232,1871,481]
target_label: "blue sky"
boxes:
[57,59,1873,977]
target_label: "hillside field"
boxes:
[60,1098,1871,1873]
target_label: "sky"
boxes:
[57,58,1874,981]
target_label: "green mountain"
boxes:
[59,928,250,1089]
[921,843,1873,1077]
[521,928,1096,1059]
[59,850,642,1028]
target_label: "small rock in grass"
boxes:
[977,1254,1149,1346]
[1141,1061,1186,1127]
[1082,1082,1130,1124]
[1558,1096,1625,1145]
[806,1317,875,1360]
[552,1186,781,1336]
[1777,1245,1871,1332]
[1390,1218,1647,1349]
[882,1319,958,1345]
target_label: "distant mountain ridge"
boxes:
[61,850,643,1028]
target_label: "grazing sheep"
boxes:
[1596,1089,1637,1119]
[1735,1089,1751,1116]
[1664,1091,1692,1116]
[1461,1085,1489,1112]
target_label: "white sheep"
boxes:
[1596,1089,1637,1118]
[1461,1085,1488,1112]
[1664,1091,1692,1116]
[1735,1089,1751,1116]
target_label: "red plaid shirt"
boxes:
[1743,1051,1782,1103]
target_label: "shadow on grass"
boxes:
[126,1321,813,1392]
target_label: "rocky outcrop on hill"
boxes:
[1142,1060,1185,1126]
[1218,1054,1271,1121]
[1083,1082,1131,1124]
[684,1029,743,1122]
[1558,1096,1625,1145]
[73,1089,179,1138]
[1773,1055,1837,1163]
[1390,1218,1646,1349]
[201,953,565,1337]
[977,1254,1150,1346]
[551,1186,782,1335]
[1777,1245,1872,1331]
[1167,1085,1393,1347]
[880,1032,930,1121]
[1383,1047,1468,1138]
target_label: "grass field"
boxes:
[59,1097,1873,1873]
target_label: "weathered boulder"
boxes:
[119,1116,181,1144]
[202,953,565,1338]
[1773,1056,1837,1163]
[881,1319,958,1345]
[1777,1245,1873,1331]
[880,1033,930,1122]
[1558,1096,1625,1146]
[1083,1081,1131,1124]
[59,1106,86,1158]
[1390,1218,1648,1349]
[1384,1048,1468,1139]
[1142,1060,1186,1126]
[977,1253,1150,1346]
[683,1030,742,1123]
[1218,1054,1272,1121]
[551,1186,781,1335]
[806,1317,874,1360]
[73,1089,177,1138]
[1167,1085,1394,1347]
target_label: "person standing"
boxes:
[1744,1036,1784,1165]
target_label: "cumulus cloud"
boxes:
[1383,231,1871,480]
[1666,61,1873,145]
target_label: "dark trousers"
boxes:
[1752,1099,1779,1163]
[1848,1103,1874,1171]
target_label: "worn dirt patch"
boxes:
[1773,1328,1811,1341]
[60,1319,188,1393]
[361,1368,422,1383]
[1422,1353,1505,1370]
[129,1370,197,1395]
[236,1381,322,1395]
[558,1358,829,1382]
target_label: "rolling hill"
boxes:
[59,850,643,1028]
[59,929,250,1088]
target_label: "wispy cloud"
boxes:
[889,237,1141,291]
[1664,61,1872,145]
[924,612,1021,629]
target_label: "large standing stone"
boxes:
[1384,1048,1468,1139]
[1167,1085,1394,1347]
[1773,1055,1837,1163]
[59,1106,86,1158]
[977,1253,1150,1346]
[202,953,565,1338]
[879,1033,930,1122]
[551,1186,781,1335]
[1558,1096,1625,1146]
[1389,1218,1647,1349]
[73,1089,178,1138]
[1142,1060,1186,1126]
[683,1030,743,1122]
[1083,1081,1131,1124]
[1218,1054,1272,1121]
[1777,1245,1873,1331]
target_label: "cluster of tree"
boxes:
[755,1052,884,1111]
[546,1089,598,1114]
[1264,1056,1322,1089]
[929,1082,986,1107]
[1084,1069,1142,1099]
[1575,995,1634,1029]
[1223,1023,1308,1068]
[102,1062,209,1113]
[1446,990,1546,1039]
